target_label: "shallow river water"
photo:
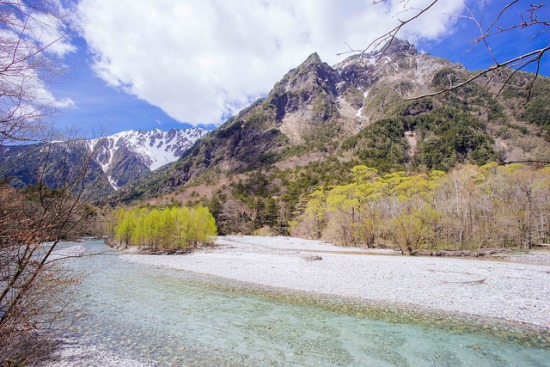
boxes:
[55,240,550,366]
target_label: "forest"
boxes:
[124,162,550,255]
[290,163,549,254]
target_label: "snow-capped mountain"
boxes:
[89,128,206,171]
[88,128,207,190]
[0,128,208,198]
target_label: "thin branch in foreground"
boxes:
[337,0,439,58]
[404,46,550,100]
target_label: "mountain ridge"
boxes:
[0,127,207,198]
[88,127,206,189]
[2,39,548,236]
[109,39,549,235]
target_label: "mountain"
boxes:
[3,39,547,234]
[88,128,206,190]
[0,141,113,201]
[113,39,549,234]
[0,128,207,200]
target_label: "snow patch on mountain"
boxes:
[88,127,207,177]
[107,176,119,191]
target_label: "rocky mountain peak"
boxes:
[274,52,335,94]
[332,38,420,91]
[106,38,550,208]
[383,38,417,57]
[266,52,341,133]
[302,52,322,66]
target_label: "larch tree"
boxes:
[293,164,549,253]
[110,206,217,251]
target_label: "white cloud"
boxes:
[0,26,76,124]
[76,0,464,125]
[26,12,77,56]
[0,0,77,131]
[53,97,76,109]
[4,2,77,57]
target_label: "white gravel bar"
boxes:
[123,236,550,330]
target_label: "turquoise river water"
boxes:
[55,240,550,366]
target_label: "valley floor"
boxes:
[123,236,550,330]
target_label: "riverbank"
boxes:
[123,236,550,330]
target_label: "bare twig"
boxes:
[341,0,549,100]
[337,0,439,58]
[405,46,550,100]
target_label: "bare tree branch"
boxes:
[0,0,69,145]
[0,2,100,363]
[337,0,439,58]
[406,45,550,100]
[342,1,549,100]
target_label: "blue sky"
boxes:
[49,37,213,136]
[43,1,548,138]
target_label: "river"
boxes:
[48,240,550,366]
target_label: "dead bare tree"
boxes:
[0,0,70,145]
[339,1,549,99]
[0,132,106,363]
[0,1,106,364]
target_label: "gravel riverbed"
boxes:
[124,236,550,330]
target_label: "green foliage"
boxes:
[524,98,549,127]
[501,76,550,140]
[231,171,271,201]
[111,206,217,250]
[363,84,404,118]
[399,98,434,117]
[487,101,505,122]
[207,190,225,223]
[218,157,357,235]
[344,118,408,171]
[276,157,356,216]
[224,170,284,234]
[293,164,550,253]
[391,204,440,255]
[246,111,270,126]
[216,119,243,139]
[114,208,136,246]
[524,79,550,124]
[281,124,341,158]
[432,68,461,89]
[344,103,497,172]
[411,108,496,170]
[342,87,365,108]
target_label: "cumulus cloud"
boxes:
[53,97,76,109]
[76,0,464,125]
